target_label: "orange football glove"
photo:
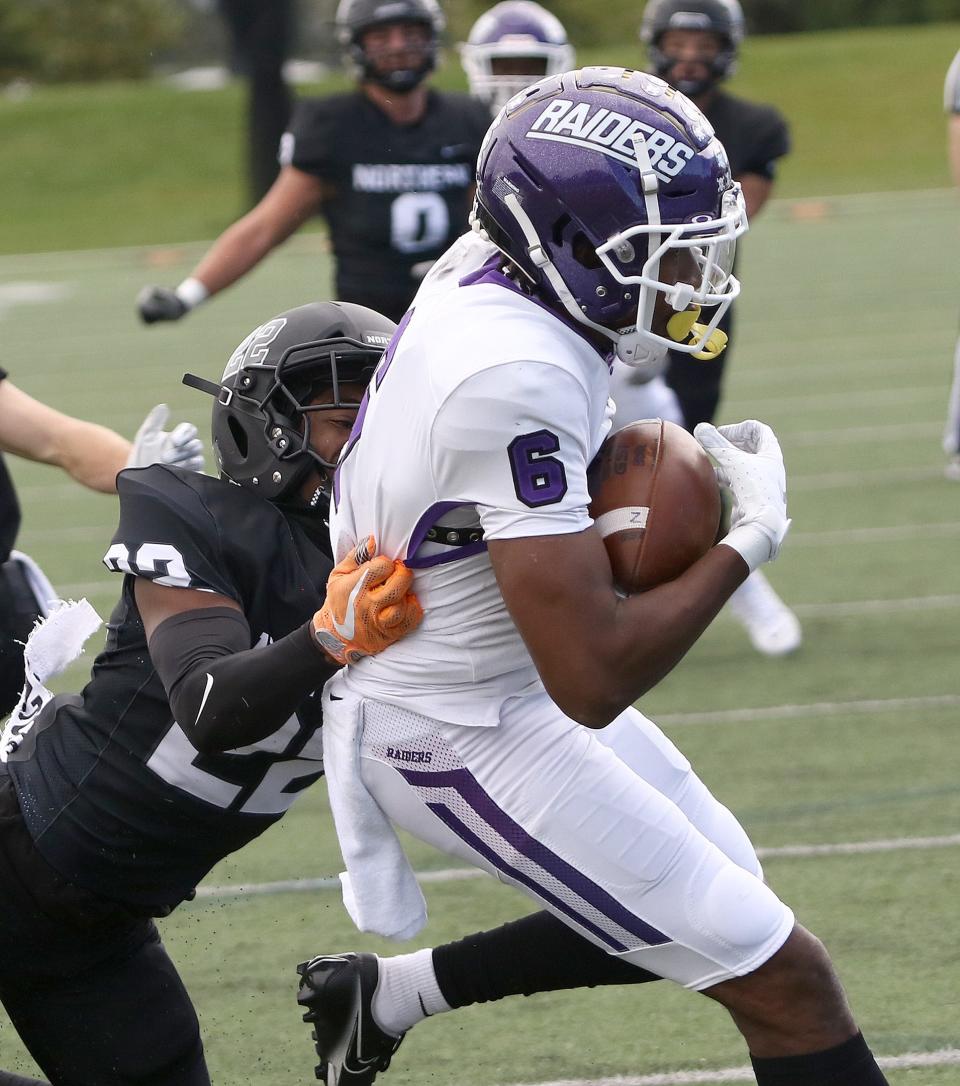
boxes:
[313,536,423,665]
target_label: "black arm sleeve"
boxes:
[148,607,338,753]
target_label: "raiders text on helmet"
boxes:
[336,0,445,93]
[640,0,744,97]
[183,301,395,504]
[460,1,574,114]
[470,66,747,366]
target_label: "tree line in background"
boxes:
[1,0,959,82]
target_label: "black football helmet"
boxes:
[640,0,744,97]
[336,0,445,93]
[183,301,395,505]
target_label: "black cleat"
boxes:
[296,953,404,1085]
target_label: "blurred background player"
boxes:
[216,0,296,205]
[0,302,421,1086]
[639,0,799,655]
[942,46,960,479]
[137,0,490,327]
[0,370,203,716]
[459,0,574,115]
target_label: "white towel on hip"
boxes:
[321,672,427,940]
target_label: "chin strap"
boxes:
[666,306,728,361]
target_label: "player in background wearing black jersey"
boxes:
[0,302,423,1085]
[0,371,203,717]
[637,0,800,657]
[137,0,490,327]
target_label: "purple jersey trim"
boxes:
[399,764,671,949]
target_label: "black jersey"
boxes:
[283,89,490,320]
[7,466,333,912]
[705,90,790,182]
[0,368,21,562]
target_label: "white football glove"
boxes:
[694,419,790,572]
[126,404,205,474]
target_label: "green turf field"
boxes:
[1,188,958,1084]
[3,21,959,253]
[2,22,960,1084]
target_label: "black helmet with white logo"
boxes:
[184,301,394,504]
[640,0,744,96]
[336,0,445,93]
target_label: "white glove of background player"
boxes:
[694,419,790,572]
[126,405,204,473]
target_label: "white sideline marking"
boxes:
[507,1047,960,1086]
[785,420,942,445]
[788,521,960,546]
[195,834,960,901]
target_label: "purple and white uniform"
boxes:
[325,238,793,990]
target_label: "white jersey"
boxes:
[329,239,614,726]
[947,49,960,113]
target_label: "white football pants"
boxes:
[355,690,794,990]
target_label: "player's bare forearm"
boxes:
[490,531,748,728]
[190,215,279,296]
[191,167,325,295]
[736,173,773,220]
[0,380,129,493]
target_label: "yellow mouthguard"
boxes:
[666,306,728,361]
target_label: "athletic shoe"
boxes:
[296,953,404,1085]
[945,455,960,481]
[728,569,802,657]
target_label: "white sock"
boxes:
[372,948,452,1035]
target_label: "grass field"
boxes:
[2,20,960,1085]
[3,21,960,253]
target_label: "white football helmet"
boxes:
[460,1,574,114]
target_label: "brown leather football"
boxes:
[587,418,721,593]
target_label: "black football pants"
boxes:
[664,303,735,431]
[0,777,208,1086]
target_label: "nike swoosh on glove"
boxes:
[694,419,791,572]
[313,536,423,665]
[126,404,205,473]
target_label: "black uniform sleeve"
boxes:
[280,95,345,178]
[106,467,244,600]
[738,103,790,180]
[148,607,338,753]
[0,367,8,382]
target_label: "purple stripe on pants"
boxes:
[398,765,671,949]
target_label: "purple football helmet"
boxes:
[460,1,575,114]
[470,66,747,366]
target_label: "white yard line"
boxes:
[655,693,960,726]
[195,833,960,901]
[505,1047,960,1086]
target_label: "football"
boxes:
[587,418,721,593]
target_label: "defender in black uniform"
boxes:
[640,0,790,431]
[0,302,422,1085]
[639,0,799,658]
[137,0,491,326]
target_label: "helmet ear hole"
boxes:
[572,231,601,270]
[228,415,249,459]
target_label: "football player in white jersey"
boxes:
[305,69,889,1086]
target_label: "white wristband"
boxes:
[719,524,776,573]
[175,277,209,310]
